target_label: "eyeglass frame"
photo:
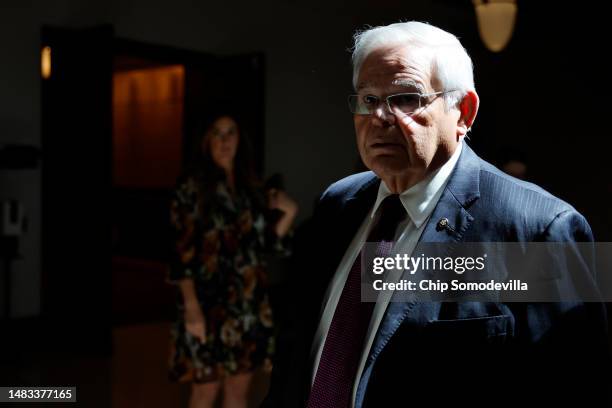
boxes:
[347,90,458,116]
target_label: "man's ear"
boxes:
[456,91,479,138]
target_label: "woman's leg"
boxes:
[222,372,253,408]
[190,381,221,408]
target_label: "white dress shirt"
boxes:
[309,141,464,407]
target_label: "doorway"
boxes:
[110,39,266,327]
[40,25,266,407]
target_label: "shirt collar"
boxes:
[370,141,463,228]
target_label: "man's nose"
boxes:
[372,103,397,127]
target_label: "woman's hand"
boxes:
[184,303,207,344]
[267,189,298,217]
[267,189,299,237]
[178,279,206,343]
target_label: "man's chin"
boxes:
[368,154,411,171]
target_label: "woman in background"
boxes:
[168,111,298,408]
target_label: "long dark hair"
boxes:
[184,109,263,217]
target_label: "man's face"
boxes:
[354,45,461,185]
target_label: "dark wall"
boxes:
[1,0,610,318]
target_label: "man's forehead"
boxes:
[356,47,430,91]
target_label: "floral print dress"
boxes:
[167,176,289,383]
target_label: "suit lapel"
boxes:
[332,174,381,279]
[312,173,381,297]
[355,143,482,408]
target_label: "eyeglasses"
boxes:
[347,90,456,116]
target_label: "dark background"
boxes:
[1,0,610,406]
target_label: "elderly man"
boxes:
[263,22,610,407]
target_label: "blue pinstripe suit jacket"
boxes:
[264,143,611,407]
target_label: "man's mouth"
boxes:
[370,142,403,150]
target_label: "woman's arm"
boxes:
[178,278,206,343]
[178,278,199,310]
[168,177,207,342]
[267,189,299,237]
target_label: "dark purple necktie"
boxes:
[307,194,406,408]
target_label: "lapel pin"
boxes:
[436,217,457,234]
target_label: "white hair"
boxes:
[351,21,475,109]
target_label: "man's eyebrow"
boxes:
[391,79,425,93]
[356,79,426,93]
[356,81,373,91]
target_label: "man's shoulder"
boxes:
[476,158,573,214]
[472,157,593,240]
[320,171,379,203]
